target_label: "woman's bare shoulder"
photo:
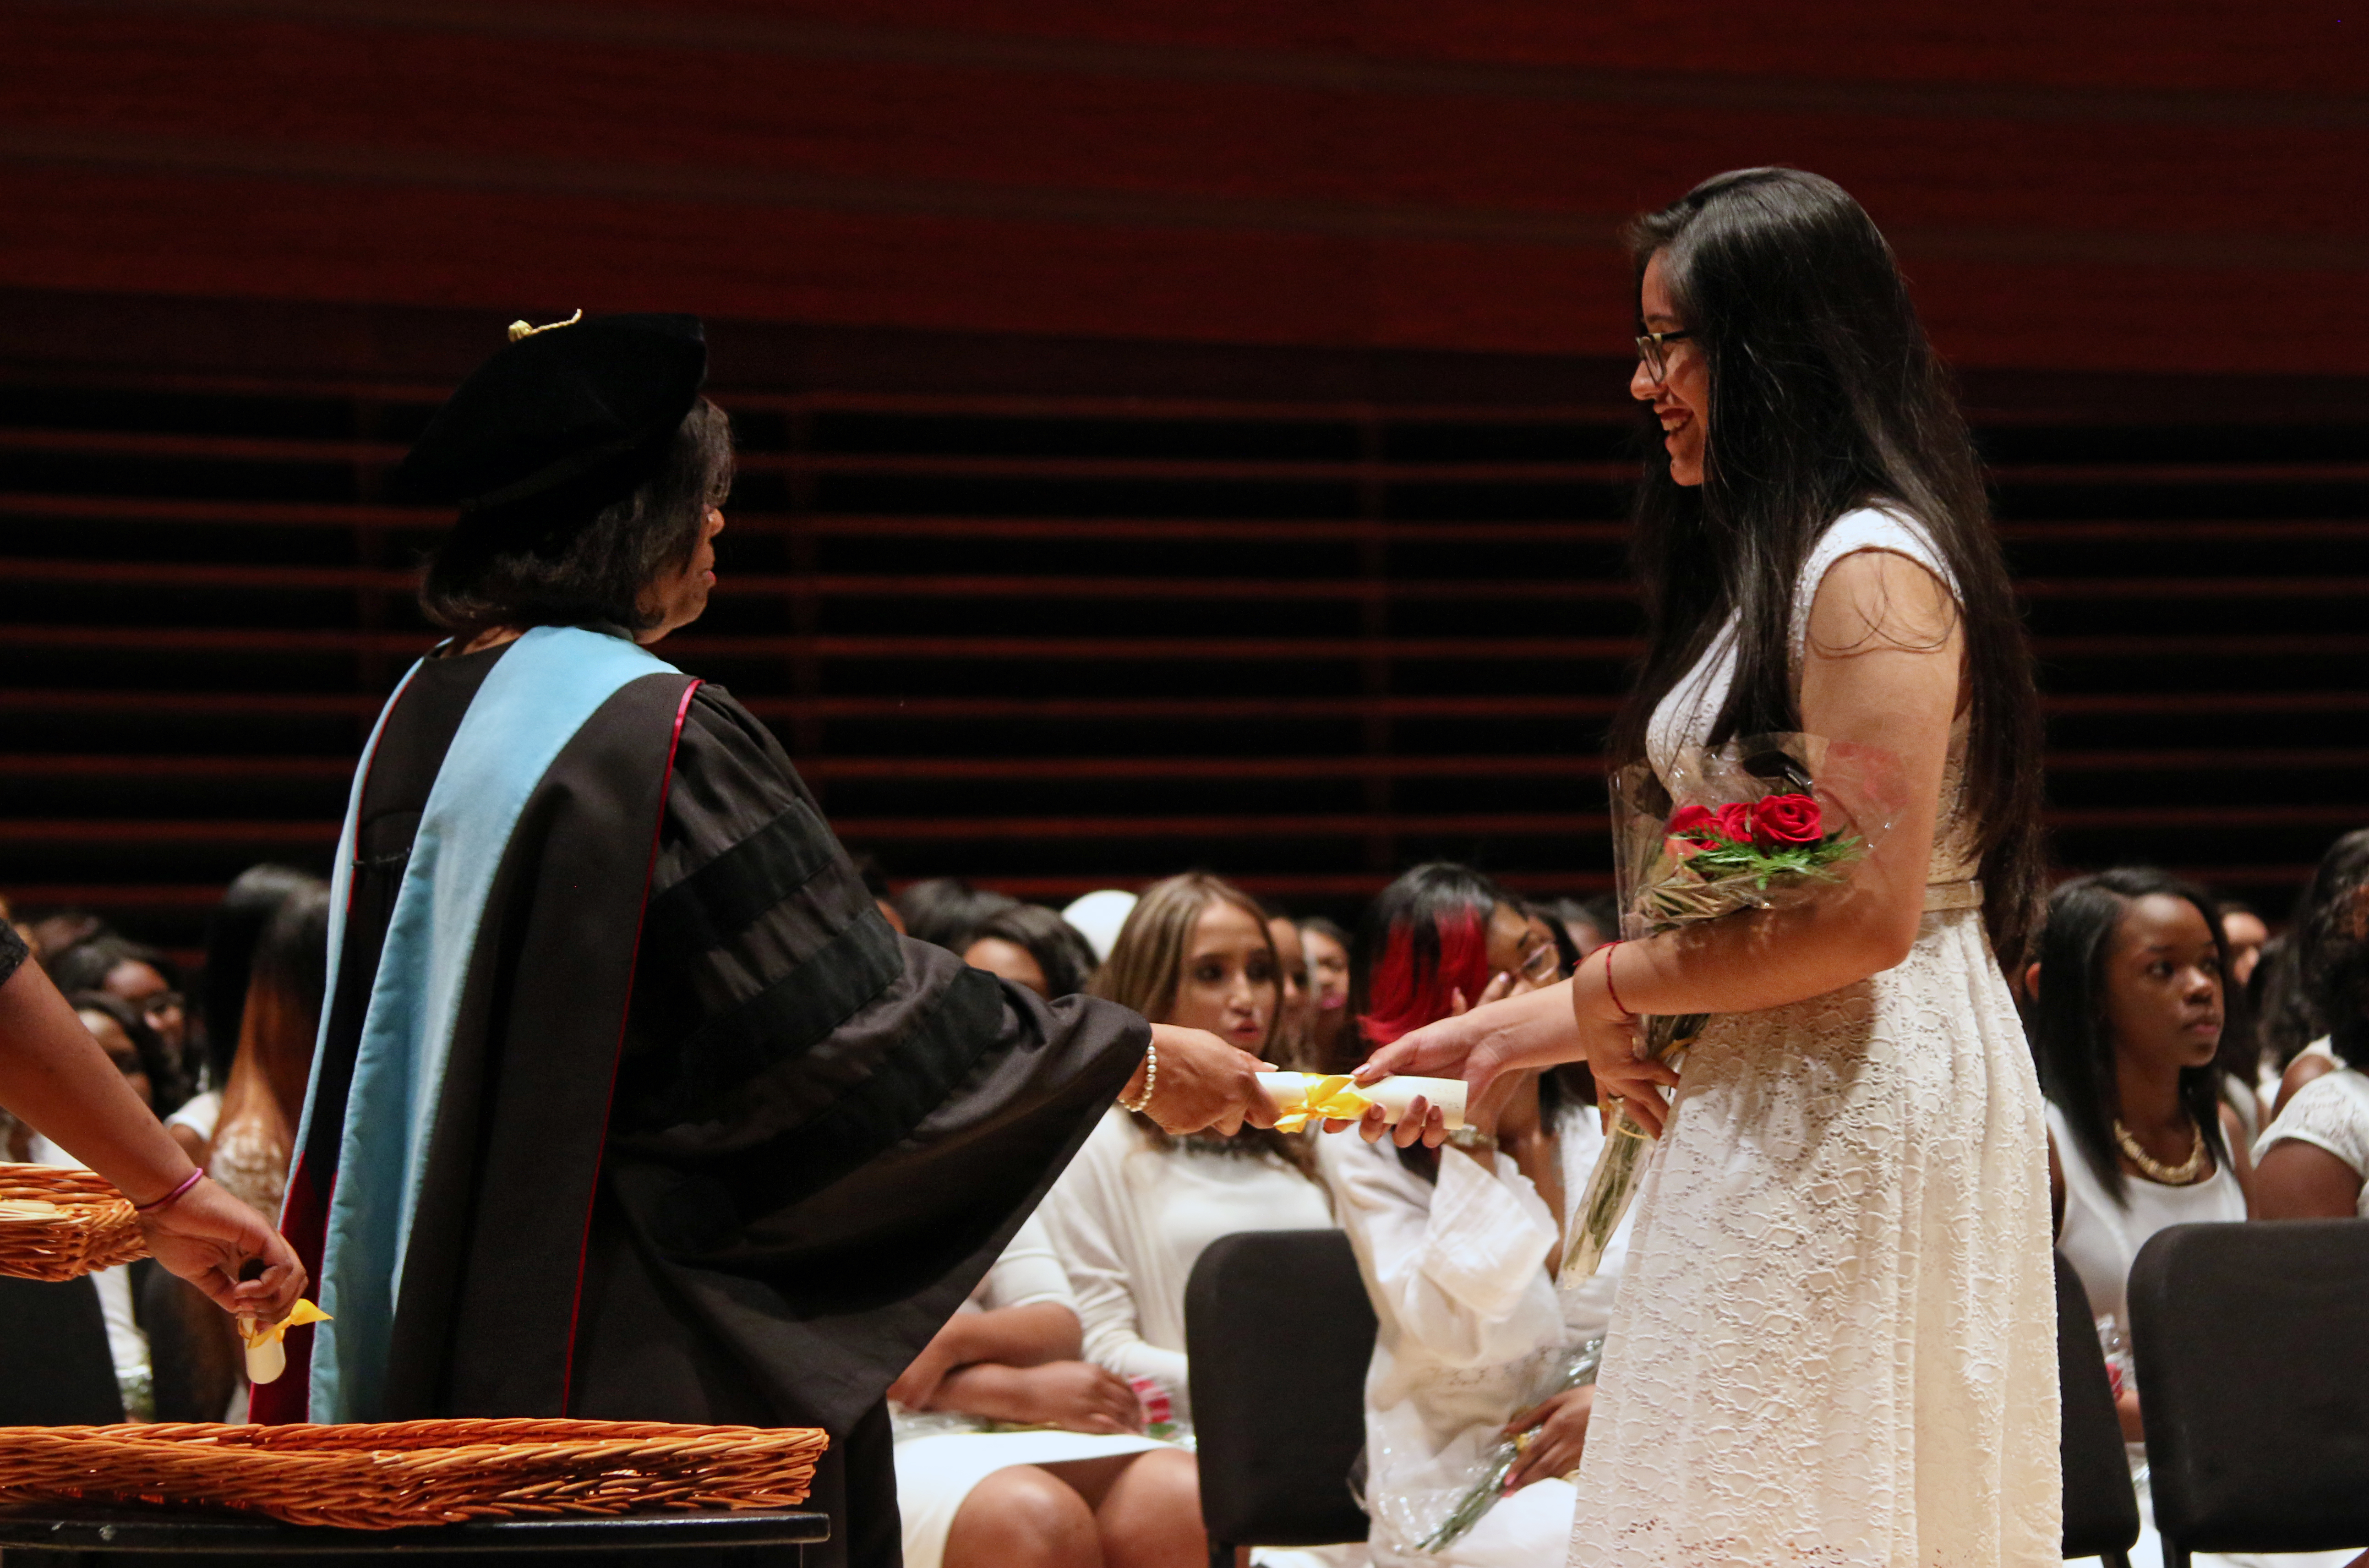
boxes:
[1804,546,1960,663]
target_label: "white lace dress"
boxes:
[1567,508,2061,1567]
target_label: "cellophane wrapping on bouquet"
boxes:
[1559,733,1904,1284]
[1386,1336,1604,1555]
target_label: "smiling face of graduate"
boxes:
[1166,900,1278,1052]
[1632,250,1709,487]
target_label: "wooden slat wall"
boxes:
[0,2,2364,944]
[2,292,2365,946]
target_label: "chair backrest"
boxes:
[2129,1219,2369,1557]
[0,1275,126,1424]
[2055,1250,2140,1560]
[1185,1229,1376,1549]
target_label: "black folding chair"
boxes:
[0,1276,125,1425]
[1186,1229,1376,1568]
[2054,1251,2139,1565]
[2129,1219,2369,1568]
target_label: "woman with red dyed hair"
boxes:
[1319,865,1632,1568]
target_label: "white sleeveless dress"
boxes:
[1567,508,2061,1568]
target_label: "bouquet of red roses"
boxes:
[1560,733,1900,1282]
[1640,787,1862,928]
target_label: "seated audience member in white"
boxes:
[1038,874,1331,1433]
[1321,864,1624,1568]
[2257,831,2369,1221]
[890,1214,1201,1568]
[2029,871,2252,1419]
[2267,829,2369,1120]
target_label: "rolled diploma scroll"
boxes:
[1257,1071,1466,1131]
[240,1298,332,1384]
[245,1326,286,1386]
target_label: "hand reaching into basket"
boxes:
[0,955,307,1317]
[142,1176,306,1320]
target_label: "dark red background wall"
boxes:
[3,0,2363,373]
[2,2,2364,951]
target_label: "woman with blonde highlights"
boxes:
[1041,874,1332,1430]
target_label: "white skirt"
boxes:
[894,1428,1167,1568]
[1568,907,2061,1566]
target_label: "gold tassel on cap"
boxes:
[507,308,583,343]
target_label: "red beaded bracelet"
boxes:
[1599,940,1634,1021]
[135,1168,204,1214]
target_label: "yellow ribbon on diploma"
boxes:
[1272,1075,1375,1133]
[240,1297,331,1351]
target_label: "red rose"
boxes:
[1666,803,1720,838]
[1713,803,1756,842]
[1755,792,1823,846]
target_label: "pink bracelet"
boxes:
[135,1168,204,1214]
[1599,941,1633,1021]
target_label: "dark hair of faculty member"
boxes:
[1605,167,2045,966]
[2028,869,2233,1207]
[418,399,735,643]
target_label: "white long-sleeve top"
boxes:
[1320,1110,1630,1568]
[1037,1108,1334,1423]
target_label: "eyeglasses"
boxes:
[1517,943,1563,985]
[1634,328,1693,383]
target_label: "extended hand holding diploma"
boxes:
[1257,1071,1467,1133]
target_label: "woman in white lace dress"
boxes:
[1358,168,2059,1566]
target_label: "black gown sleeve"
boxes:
[0,922,26,990]
[567,684,1145,1568]
[595,681,1147,1377]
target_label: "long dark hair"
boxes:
[1606,167,2044,965]
[201,863,317,1091]
[2293,828,2369,1072]
[2029,869,2232,1205]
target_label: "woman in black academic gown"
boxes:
[262,314,1277,1568]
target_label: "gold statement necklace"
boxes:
[2113,1115,2210,1186]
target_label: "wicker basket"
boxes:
[0,1419,830,1530]
[0,1163,146,1282]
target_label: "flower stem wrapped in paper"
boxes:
[1559,733,1903,1284]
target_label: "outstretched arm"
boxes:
[0,954,305,1317]
[1364,550,1962,1132]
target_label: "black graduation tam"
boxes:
[397,312,707,511]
